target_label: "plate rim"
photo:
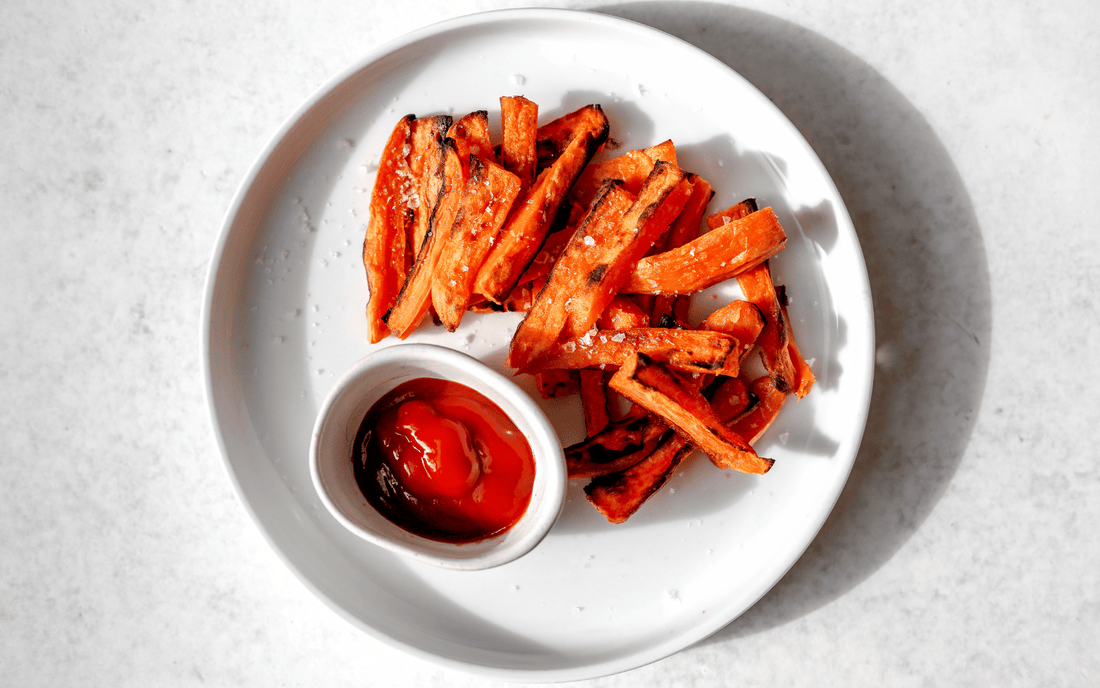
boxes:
[201,6,875,682]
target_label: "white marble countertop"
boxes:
[2,0,1097,685]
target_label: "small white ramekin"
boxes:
[309,343,566,570]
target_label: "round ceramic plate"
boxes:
[203,8,874,682]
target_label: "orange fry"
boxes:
[535,104,610,169]
[430,155,523,331]
[363,114,415,344]
[623,206,787,295]
[706,197,758,230]
[579,369,612,435]
[701,299,765,364]
[522,327,746,377]
[499,95,538,194]
[569,140,677,209]
[729,375,788,443]
[406,115,452,257]
[447,110,494,173]
[596,294,650,331]
[780,295,816,398]
[737,261,797,394]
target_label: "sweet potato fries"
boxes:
[360,97,815,523]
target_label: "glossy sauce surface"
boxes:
[353,377,536,544]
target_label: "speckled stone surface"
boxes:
[1,0,1097,686]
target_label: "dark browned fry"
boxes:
[586,363,756,524]
[533,369,578,399]
[584,433,691,524]
[564,414,670,479]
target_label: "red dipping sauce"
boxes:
[353,377,536,544]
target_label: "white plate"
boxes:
[203,8,874,682]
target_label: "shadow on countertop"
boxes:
[596,3,993,641]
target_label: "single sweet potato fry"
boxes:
[511,225,572,289]
[706,197,758,230]
[564,414,670,479]
[384,138,465,338]
[474,104,609,304]
[563,161,693,339]
[447,110,494,173]
[729,375,787,443]
[569,139,678,209]
[534,104,609,169]
[430,157,522,326]
[737,261,797,394]
[522,327,745,377]
[579,369,612,435]
[584,432,691,524]
[506,181,635,370]
[780,295,816,398]
[623,206,787,295]
[500,96,538,194]
[609,353,773,474]
[431,155,522,331]
[406,115,453,256]
[701,300,765,364]
[363,114,415,344]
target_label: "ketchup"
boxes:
[353,378,536,544]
